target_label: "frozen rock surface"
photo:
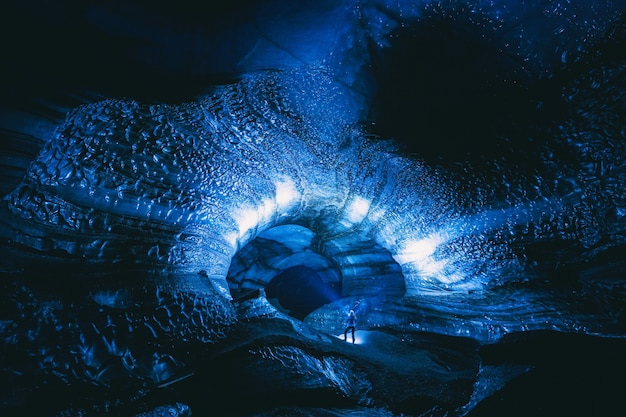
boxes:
[1,1,626,416]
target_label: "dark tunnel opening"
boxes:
[226,224,346,320]
[265,265,341,320]
[366,11,565,164]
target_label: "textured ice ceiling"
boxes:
[1,0,626,416]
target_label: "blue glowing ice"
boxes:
[2,0,625,343]
[1,2,625,415]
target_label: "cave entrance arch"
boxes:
[226,223,406,320]
[226,224,343,319]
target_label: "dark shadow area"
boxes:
[367,12,565,163]
[472,330,626,416]
[0,1,246,105]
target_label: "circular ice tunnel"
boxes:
[226,224,405,319]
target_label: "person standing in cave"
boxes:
[343,309,357,343]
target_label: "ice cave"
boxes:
[1,0,626,416]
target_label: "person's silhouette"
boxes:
[343,310,357,343]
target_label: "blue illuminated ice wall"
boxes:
[2,0,626,340]
[1,1,626,415]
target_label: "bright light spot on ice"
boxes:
[343,196,371,225]
[395,235,444,264]
[334,332,366,345]
[275,177,300,211]
[393,233,464,284]
[233,207,263,239]
[230,178,300,245]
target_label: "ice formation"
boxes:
[1,0,625,416]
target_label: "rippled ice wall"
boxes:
[0,0,625,358]
[1,1,626,415]
[3,69,450,288]
[0,67,578,292]
[2,59,625,337]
